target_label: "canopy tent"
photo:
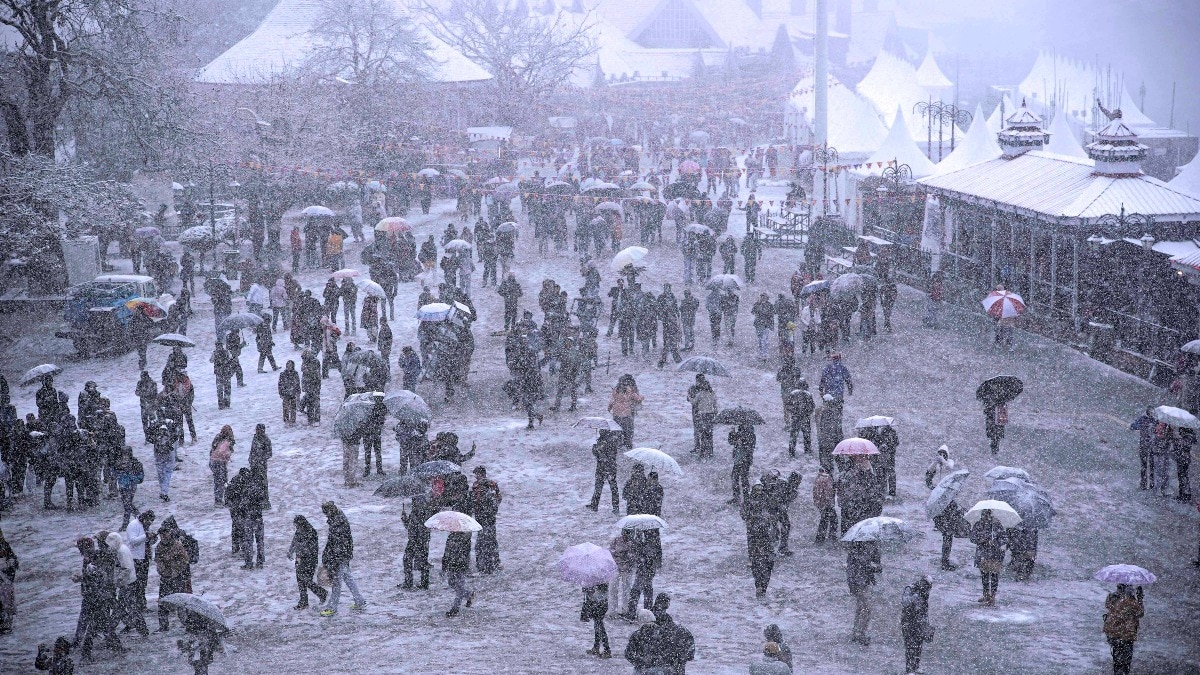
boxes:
[786,73,888,156]
[852,106,937,179]
[1169,151,1200,199]
[856,51,927,143]
[1044,106,1089,159]
[933,104,1003,175]
[915,50,953,101]
[986,94,1017,135]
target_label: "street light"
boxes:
[913,100,973,160]
[812,142,839,215]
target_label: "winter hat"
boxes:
[822,394,834,402]
[763,624,783,643]
[937,444,949,457]
[651,593,671,614]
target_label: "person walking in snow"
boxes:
[287,515,326,610]
[587,429,623,514]
[932,500,968,571]
[846,540,880,646]
[208,426,234,508]
[581,581,612,659]
[441,524,474,618]
[319,501,366,616]
[900,575,934,674]
[728,423,756,505]
[1104,583,1145,675]
[742,483,777,600]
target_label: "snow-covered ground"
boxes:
[2,185,1199,674]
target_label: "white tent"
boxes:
[933,104,1002,175]
[1169,152,1200,199]
[857,51,927,142]
[915,50,953,102]
[1119,85,1156,128]
[1044,107,1088,159]
[786,74,888,156]
[854,106,936,179]
[986,94,1017,135]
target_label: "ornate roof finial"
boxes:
[1096,97,1123,122]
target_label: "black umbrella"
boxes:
[987,477,1056,528]
[410,460,462,479]
[714,407,765,425]
[374,474,431,499]
[976,376,1024,405]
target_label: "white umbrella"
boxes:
[830,273,864,297]
[366,180,387,193]
[615,514,668,531]
[416,302,454,322]
[964,499,1022,528]
[575,416,623,431]
[444,239,472,252]
[840,516,922,544]
[355,279,386,298]
[630,181,654,191]
[424,511,482,533]
[984,466,1030,483]
[331,268,360,279]
[153,333,195,348]
[624,448,683,476]
[447,169,468,179]
[926,469,970,519]
[595,202,623,214]
[159,593,227,630]
[20,364,62,386]
[854,416,895,429]
[301,205,336,217]
[706,274,742,291]
[417,168,440,177]
[610,246,648,271]
[171,182,185,190]
[1152,405,1200,429]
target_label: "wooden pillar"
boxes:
[1071,235,1080,332]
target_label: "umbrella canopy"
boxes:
[683,223,713,235]
[153,333,195,348]
[595,202,623,214]
[217,313,263,334]
[1093,564,1157,585]
[444,239,472,252]
[126,297,168,319]
[417,168,440,177]
[676,356,730,377]
[714,407,765,426]
[1152,405,1200,429]
[984,466,1030,482]
[331,268,360,279]
[410,460,462,479]
[706,274,743,291]
[976,375,1024,405]
[366,180,387,192]
[575,416,623,431]
[383,391,432,423]
[988,477,1056,528]
[854,416,895,429]
[800,279,830,297]
[447,169,468,179]
[485,176,506,186]
[416,302,454,322]
[840,516,922,544]
[624,448,683,476]
[1182,340,1200,355]
[425,511,482,533]
[134,226,162,239]
[375,217,410,233]
[678,160,701,174]
[830,273,864,297]
[544,181,575,193]
[332,398,374,438]
[374,475,431,499]
[179,226,219,250]
[493,182,520,199]
[964,499,1022,528]
[630,181,654,191]
[159,593,227,630]
[833,437,880,456]
[355,279,386,298]
[171,182,185,190]
[558,543,617,586]
[982,289,1026,318]
[926,469,971,519]
[343,350,384,371]
[20,364,61,386]
[496,222,519,234]
[586,182,620,192]
[301,205,336,217]
[328,181,358,192]
[615,514,668,531]
[688,130,711,144]
[610,247,648,271]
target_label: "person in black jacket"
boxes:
[623,529,661,618]
[625,593,695,673]
[581,582,611,658]
[362,395,387,478]
[401,496,435,590]
[874,424,900,498]
[442,527,474,617]
[847,540,881,646]
[211,343,233,410]
[300,350,322,426]
[729,424,756,505]
[320,501,366,616]
[587,430,622,514]
[784,381,815,458]
[900,575,934,674]
[225,330,245,387]
[287,515,327,609]
[248,424,272,509]
[278,361,300,425]
[742,484,777,600]
[623,464,649,515]
[254,318,278,373]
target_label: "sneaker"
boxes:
[465,592,475,608]
[351,602,367,611]
[320,608,336,617]
[445,608,459,618]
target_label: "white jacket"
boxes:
[107,533,136,586]
[125,519,148,559]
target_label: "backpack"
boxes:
[180,530,200,565]
[131,458,145,485]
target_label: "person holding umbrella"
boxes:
[969,508,1009,606]
[728,422,757,505]
[1103,583,1145,675]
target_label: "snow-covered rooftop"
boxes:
[919,149,1200,222]
[932,104,1002,176]
[853,105,936,178]
[194,0,493,85]
[1168,151,1200,199]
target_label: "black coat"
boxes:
[322,511,354,570]
[278,368,301,399]
[900,582,932,640]
[441,531,472,574]
[288,520,320,572]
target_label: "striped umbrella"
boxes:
[982,290,1026,319]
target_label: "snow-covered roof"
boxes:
[1118,85,1156,128]
[467,126,512,141]
[194,0,492,85]
[915,50,952,90]
[853,106,936,178]
[933,104,1002,175]
[1044,107,1088,159]
[919,150,1200,223]
[690,0,773,50]
[787,74,888,157]
[1168,152,1200,199]
[856,50,927,142]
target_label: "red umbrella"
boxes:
[982,290,1026,319]
[833,437,880,455]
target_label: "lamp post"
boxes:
[913,101,972,160]
[876,161,911,237]
[812,142,839,215]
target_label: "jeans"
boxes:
[592,617,610,652]
[590,464,619,511]
[683,256,694,285]
[342,441,360,486]
[681,320,695,350]
[627,567,655,614]
[1109,637,1135,675]
[904,635,924,673]
[258,351,278,371]
[475,520,500,573]
[296,563,326,606]
[693,414,715,458]
[242,511,264,566]
[210,461,228,504]
[851,586,873,640]
[709,313,721,342]
[119,485,137,530]
[342,303,356,334]
[756,327,770,358]
[117,581,148,634]
[327,561,365,611]
[216,376,232,409]
[981,570,1000,597]
[723,314,736,343]
[613,416,634,449]
[448,571,472,612]
[282,396,297,423]
[923,298,940,327]
[134,559,150,610]
[1151,453,1171,494]
[815,506,839,542]
[732,461,750,502]
[156,452,175,497]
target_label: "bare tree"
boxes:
[0,0,190,169]
[308,0,435,89]
[423,0,597,125]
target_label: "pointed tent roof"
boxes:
[1169,152,1200,199]
[915,50,952,90]
[986,94,1017,134]
[934,104,1002,175]
[857,50,926,142]
[854,106,936,178]
[788,74,888,156]
[1118,85,1156,127]
[1044,107,1088,159]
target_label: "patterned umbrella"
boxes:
[982,290,1026,319]
[425,510,481,533]
[1093,564,1157,585]
[375,217,410,232]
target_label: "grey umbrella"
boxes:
[926,469,970,519]
[332,398,374,439]
[217,313,263,334]
[153,333,195,348]
[374,474,431,499]
[987,477,1056,528]
[676,356,731,377]
[410,460,462,479]
[20,363,62,386]
[159,593,227,630]
[714,407,765,425]
[383,391,432,423]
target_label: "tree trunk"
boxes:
[0,101,32,155]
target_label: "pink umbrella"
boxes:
[833,437,880,455]
[982,290,1026,319]
[558,543,617,586]
[678,160,701,174]
[331,268,360,279]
